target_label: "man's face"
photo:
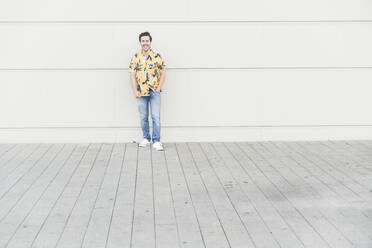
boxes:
[140,36,151,52]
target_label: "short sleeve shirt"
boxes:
[128,49,166,96]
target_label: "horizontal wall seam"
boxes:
[0,20,372,24]
[1,67,372,71]
[0,125,371,129]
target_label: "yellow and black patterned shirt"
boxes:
[128,49,166,96]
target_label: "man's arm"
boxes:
[155,70,166,92]
[130,72,141,98]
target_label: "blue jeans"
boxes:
[137,90,161,142]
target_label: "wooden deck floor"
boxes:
[0,141,371,248]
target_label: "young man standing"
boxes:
[129,32,166,151]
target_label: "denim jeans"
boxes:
[137,90,161,142]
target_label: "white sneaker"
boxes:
[153,142,164,151]
[138,139,150,147]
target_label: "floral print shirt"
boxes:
[128,49,166,96]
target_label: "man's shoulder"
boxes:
[150,50,163,59]
[131,52,140,60]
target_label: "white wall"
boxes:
[1,0,372,142]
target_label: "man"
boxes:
[129,31,166,151]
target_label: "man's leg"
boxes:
[150,91,161,142]
[137,96,151,141]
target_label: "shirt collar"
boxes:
[140,49,154,59]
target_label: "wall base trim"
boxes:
[0,126,371,143]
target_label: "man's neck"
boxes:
[141,49,150,57]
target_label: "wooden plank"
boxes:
[0,144,51,194]
[298,141,372,203]
[106,143,137,248]
[176,143,231,248]
[55,144,114,248]
[152,144,180,248]
[259,141,354,248]
[285,142,363,203]
[7,144,88,247]
[352,141,372,219]
[329,141,372,172]
[190,143,256,248]
[30,143,102,248]
[0,144,23,169]
[297,141,372,242]
[81,143,126,247]
[0,144,40,181]
[0,144,17,165]
[0,144,64,247]
[223,142,305,248]
[162,143,205,248]
[358,140,372,152]
[5,144,77,247]
[0,141,370,247]
[335,140,372,155]
[130,145,155,248]
[326,140,372,170]
[273,141,346,203]
[0,144,26,172]
[280,141,372,247]
[237,142,330,248]
[203,142,280,248]
[322,141,372,195]
[0,144,63,221]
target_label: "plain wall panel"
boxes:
[0,69,371,128]
[0,0,371,21]
[1,0,371,141]
[258,69,372,125]
[0,71,120,126]
[1,23,372,68]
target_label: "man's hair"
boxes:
[139,32,152,42]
